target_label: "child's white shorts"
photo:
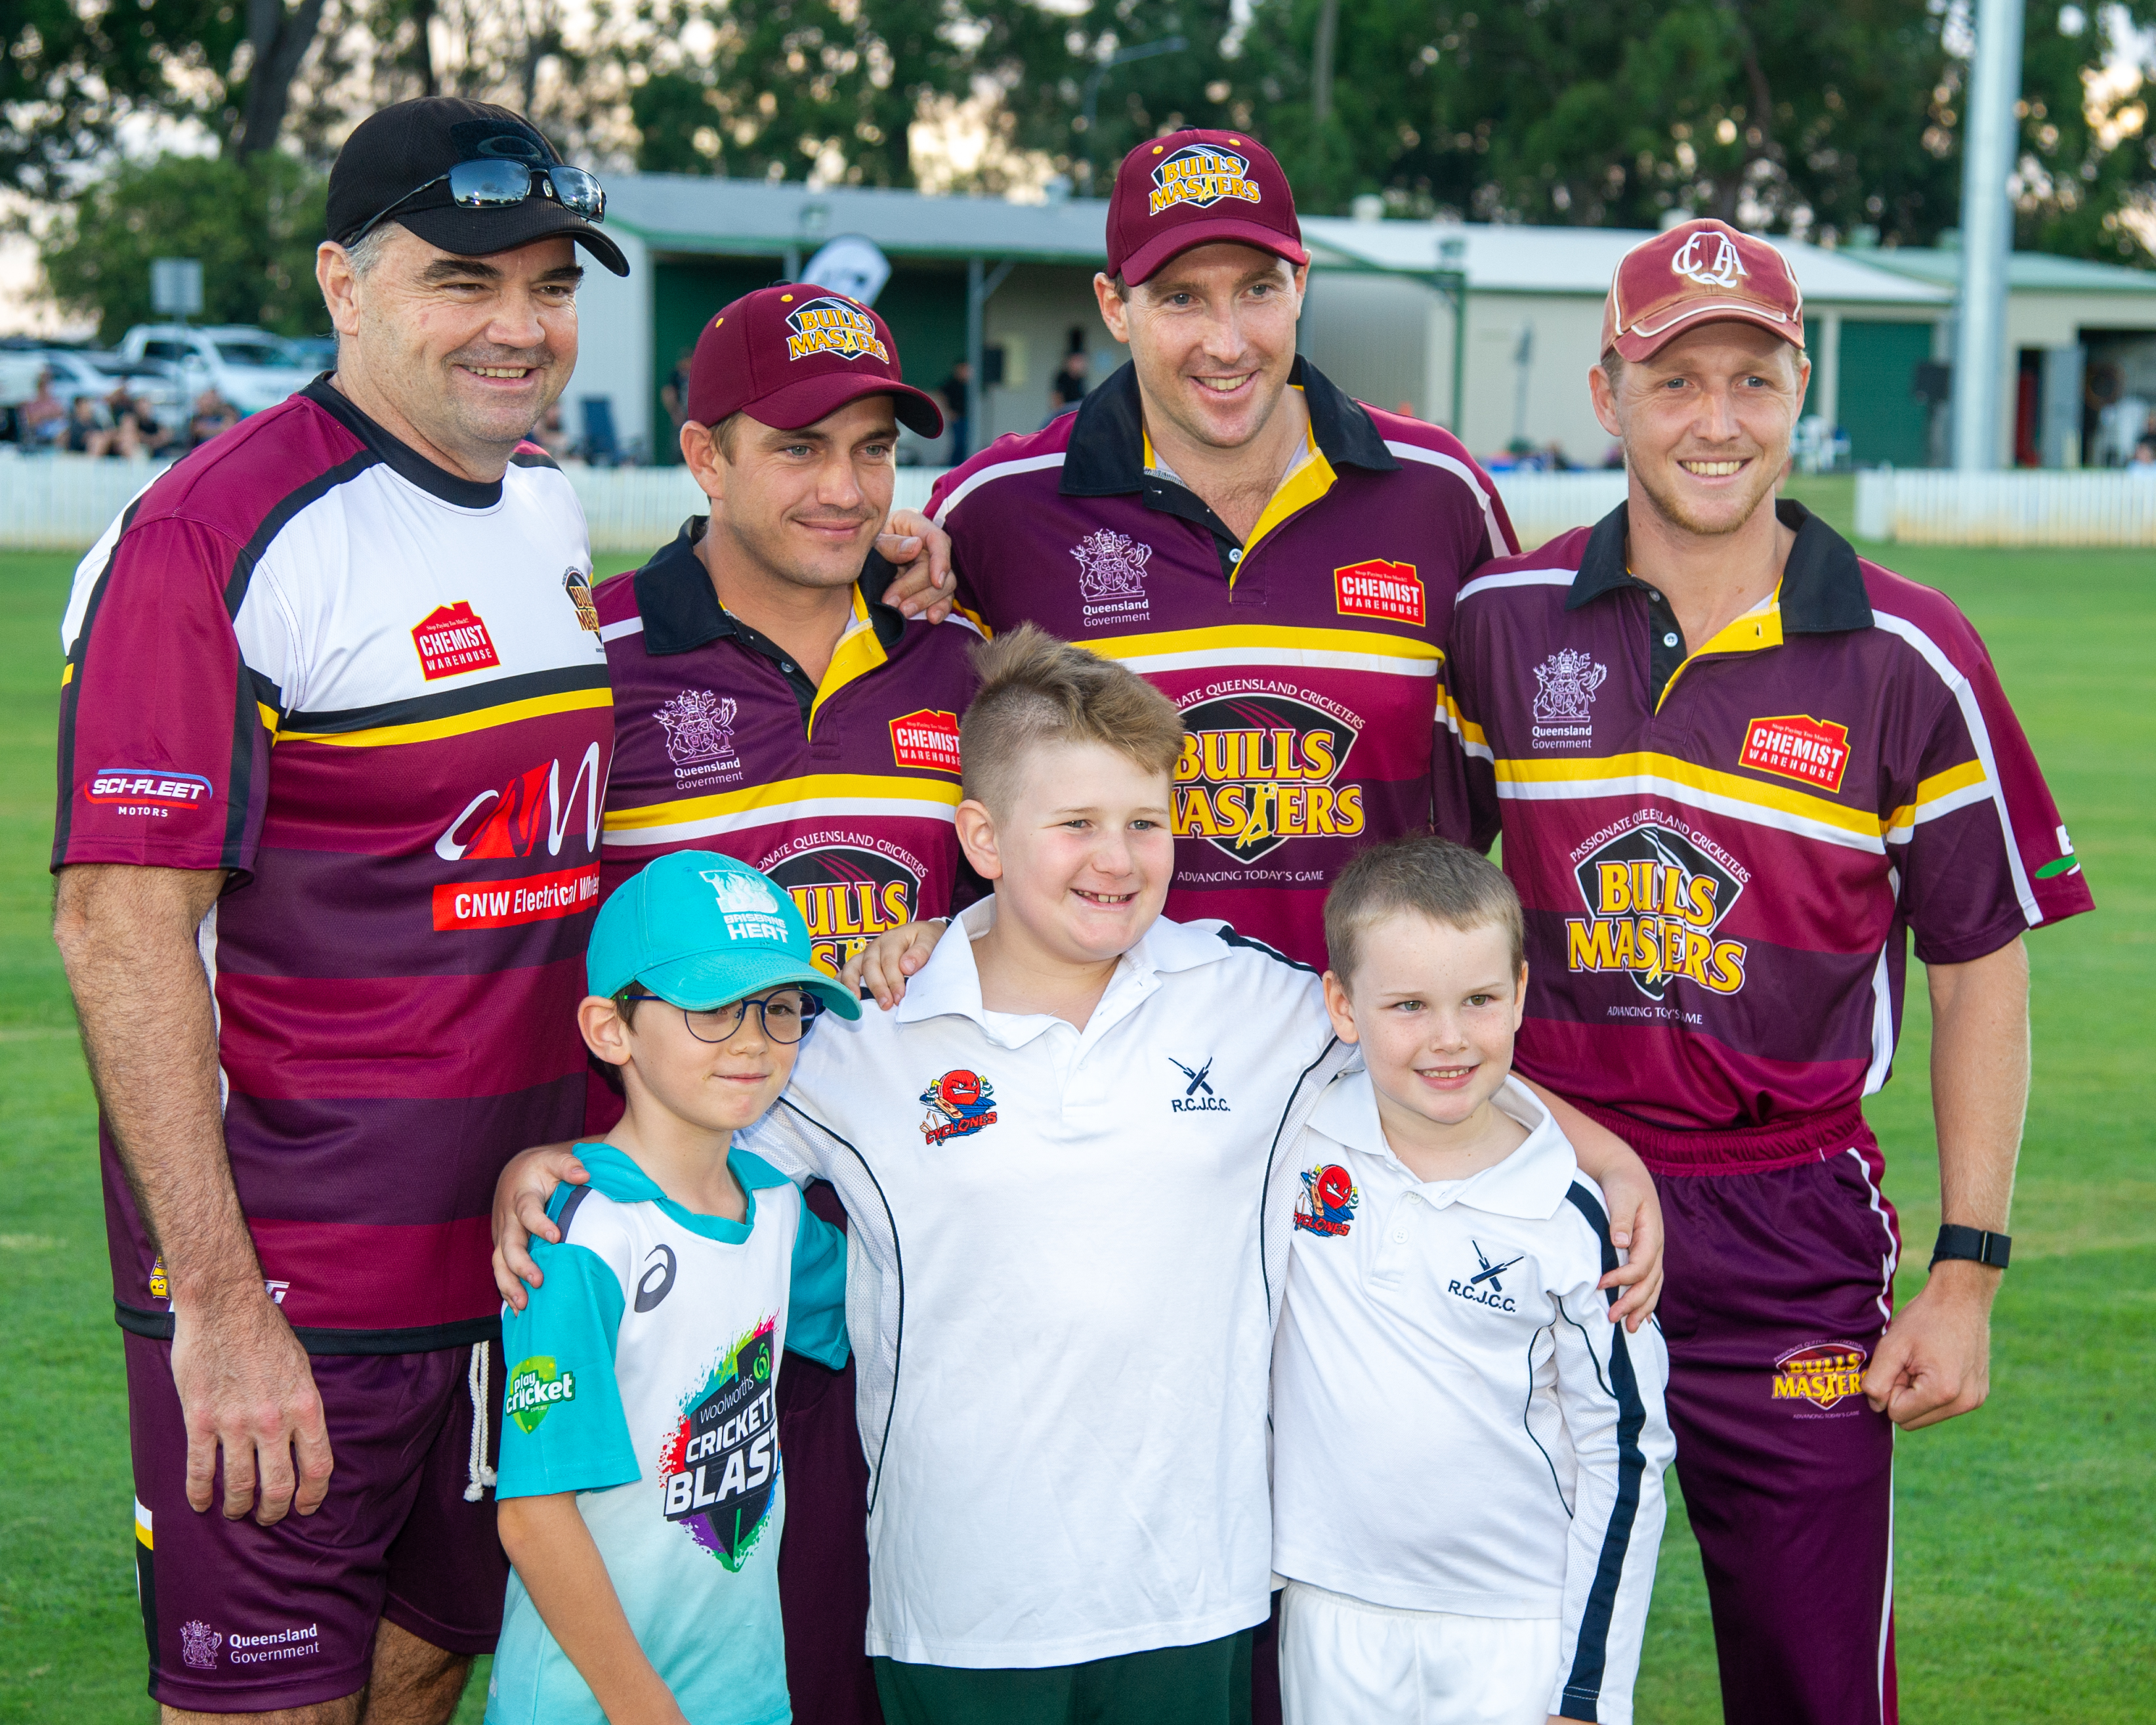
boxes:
[1278,1579,1560,1725]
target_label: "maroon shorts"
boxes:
[125,1331,509,1713]
[1651,1118,1903,1725]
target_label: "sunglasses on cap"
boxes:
[347,159,607,247]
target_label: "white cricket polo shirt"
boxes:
[1271,1071,1674,1725]
[745,899,1353,1669]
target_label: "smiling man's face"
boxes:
[1594,320,1810,538]
[325,225,581,476]
[1097,243,1306,454]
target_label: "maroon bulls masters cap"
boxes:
[1104,129,1309,286]
[684,285,943,437]
[1601,218,1804,362]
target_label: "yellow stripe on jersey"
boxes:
[808,588,891,738]
[1885,757,1991,835]
[257,702,281,739]
[1241,431,1337,569]
[1655,594,1785,712]
[1496,750,1882,841]
[604,772,962,835]
[60,662,73,687]
[1088,623,1441,667]
[277,688,612,748]
[135,1501,152,1549]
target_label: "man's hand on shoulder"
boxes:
[493,1142,591,1308]
[841,918,947,1010]
[1863,1258,1998,1429]
[875,508,958,622]
[170,1283,332,1524]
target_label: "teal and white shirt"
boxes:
[485,1143,849,1725]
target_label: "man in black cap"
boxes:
[54,98,627,1724]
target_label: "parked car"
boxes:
[116,325,314,415]
[287,335,338,375]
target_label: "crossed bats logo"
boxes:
[1170,1057,1215,1097]
[1469,1239,1526,1295]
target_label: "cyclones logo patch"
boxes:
[783,295,889,364]
[1565,818,1748,1000]
[1771,1340,1869,1411]
[1173,690,1365,863]
[1294,1164,1359,1237]
[763,841,923,978]
[920,1069,997,1145]
[1149,144,1261,215]
[660,1323,779,1571]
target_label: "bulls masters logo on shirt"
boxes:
[660,1323,780,1571]
[1564,814,1750,1004]
[1173,687,1366,862]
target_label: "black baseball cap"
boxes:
[327,98,629,277]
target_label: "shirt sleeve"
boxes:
[495,1238,641,1500]
[53,515,282,876]
[1546,1185,1674,1725]
[1882,607,2093,964]
[785,1195,851,1371]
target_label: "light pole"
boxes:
[1430,230,1469,437]
[1951,0,2026,470]
[1078,37,1188,196]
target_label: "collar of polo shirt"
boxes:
[1566,498,1874,633]
[893,897,1239,1040]
[1309,1068,1581,1220]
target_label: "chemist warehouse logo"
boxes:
[784,296,889,363]
[1565,819,1748,1001]
[1149,144,1262,215]
[1173,691,1364,863]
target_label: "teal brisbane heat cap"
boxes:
[587,851,862,1021]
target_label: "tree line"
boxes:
[14,0,2153,339]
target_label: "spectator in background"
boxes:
[937,357,973,461]
[187,389,240,449]
[659,344,693,442]
[104,384,175,460]
[535,401,574,461]
[1050,347,1090,417]
[19,370,66,446]
[61,394,108,456]
[2130,437,2156,475]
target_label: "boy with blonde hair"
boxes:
[1272,837,1672,1725]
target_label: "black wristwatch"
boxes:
[1931,1225,2011,1269]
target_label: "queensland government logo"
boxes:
[920,1070,996,1145]
[661,1323,779,1570]
[1294,1164,1359,1237]
[1565,817,1748,1000]
[1071,528,1152,624]
[1149,143,1261,215]
[1173,687,1364,862]
[1771,1341,1869,1412]
[783,295,889,363]
[1531,649,1607,748]
[656,689,740,778]
[762,838,924,977]
[180,1620,224,1671]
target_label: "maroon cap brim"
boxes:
[1611,300,1803,363]
[1118,219,1311,286]
[739,373,944,440]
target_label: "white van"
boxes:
[117,325,316,415]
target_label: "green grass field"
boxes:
[1,536,2148,1722]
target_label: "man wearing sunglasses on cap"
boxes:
[49,95,941,1725]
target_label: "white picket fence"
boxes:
[15,448,2151,554]
[1855,467,2156,545]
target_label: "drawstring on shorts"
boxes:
[464,1338,497,1501]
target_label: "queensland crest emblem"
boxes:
[180,1620,223,1670]
[1672,229,1749,290]
[1070,529,1152,603]
[919,1069,998,1145]
[1532,650,1609,724]
[656,690,737,766]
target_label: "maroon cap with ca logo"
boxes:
[1601,218,1804,362]
[1104,129,1309,286]
[684,284,943,437]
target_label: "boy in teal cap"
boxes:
[486,851,859,1725]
